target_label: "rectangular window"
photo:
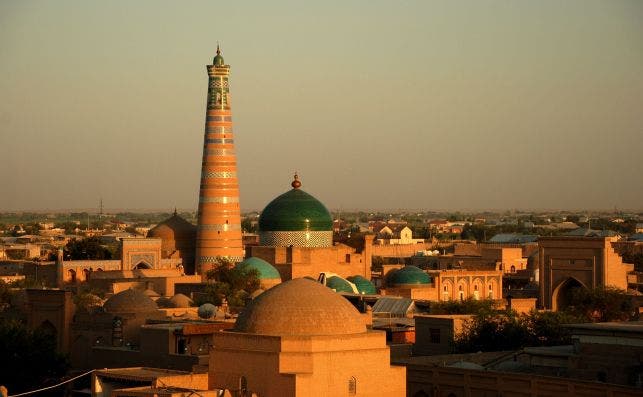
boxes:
[345,254,351,263]
[429,328,441,344]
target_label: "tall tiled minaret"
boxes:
[195,45,244,278]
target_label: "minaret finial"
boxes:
[216,42,221,55]
[291,172,302,189]
[173,207,177,216]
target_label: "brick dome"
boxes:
[148,213,196,241]
[147,212,197,273]
[234,278,366,336]
[104,289,158,313]
[169,293,193,308]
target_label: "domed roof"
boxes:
[326,276,355,293]
[156,297,173,308]
[347,275,377,294]
[236,257,281,280]
[143,289,160,298]
[104,289,159,313]
[388,266,431,286]
[147,211,196,240]
[259,175,332,232]
[234,278,366,336]
[213,45,225,66]
[198,303,217,319]
[169,293,193,308]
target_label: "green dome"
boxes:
[388,266,431,286]
[236,257,281,280]
[326,276,355,293]
[347,275,377,294]
[213,45,225,66]
[259,187,332,232]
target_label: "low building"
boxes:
[413,314,473,356]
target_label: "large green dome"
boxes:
[388,266,431,286]
[259,189,332,232]
[236,257,281,280]
[258,174,334,247]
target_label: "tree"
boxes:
[198,260,260,308]
[430,298,497,317]
[0,319,69,395]
[454,310,576,353]
[566,286,634,322]
[64,237,112,260]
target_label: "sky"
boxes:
[1,0,642,212]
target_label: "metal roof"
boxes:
[372,297,415,316]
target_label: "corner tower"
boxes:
[195,46,244,277]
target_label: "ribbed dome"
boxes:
[147,213,196,241]
[326,276,355,293]
[388,266,431,286]
[347,275,377,294]
[234,278,366,336]
[104,289,159,313]
[236,257,281,280]
[259,189,332,232]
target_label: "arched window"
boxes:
[510,265,516,273]
[348,376,357,395]
[83,268,91,281]
[458,285,465,301]
[488,283,494,299]
[68,269,77,283]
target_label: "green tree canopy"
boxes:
[64,237,112,260]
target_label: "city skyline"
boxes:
[1,1,642,212]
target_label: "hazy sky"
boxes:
[1,1,642,212]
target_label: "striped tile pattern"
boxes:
[195,55,245,278]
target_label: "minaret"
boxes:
[195,45,244,278]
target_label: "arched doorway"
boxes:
[36,320,57,338]
[133,261,152,270]
[553,277,586,311]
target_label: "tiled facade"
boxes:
[195,47,244,277]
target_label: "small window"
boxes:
[345,254,351,263]
[430,328,441,343]
[348,376,357,395]
[510,265,516,273]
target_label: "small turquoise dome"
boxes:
[259,175,332,232]
[347,275,377,294]
[326,276,355,293]
[236,257,281,280]
[388,266,431,286]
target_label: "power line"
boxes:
[8,369,95,397]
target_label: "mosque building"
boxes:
[210,278,406,396]
[147,210,197,274]
[195,46,245,278]
[247,174,375,283]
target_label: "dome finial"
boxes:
[291,172,302,189]
[216,42,221,55]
